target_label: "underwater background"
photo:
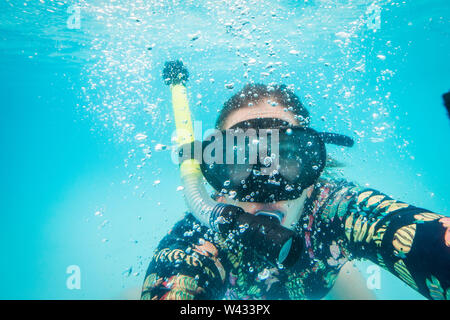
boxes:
[0,0,449,299]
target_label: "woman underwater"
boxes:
[141,61,450,300]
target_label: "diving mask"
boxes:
[179,118,354,203]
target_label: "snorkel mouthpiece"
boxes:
[233,209,302,266]
[212,204,302,266]
[164,60,302,267]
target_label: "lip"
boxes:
[254,210,285,224]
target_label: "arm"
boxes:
[324,183,450,300]
[141,215,229,300]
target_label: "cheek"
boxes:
[274,201,291,212]
[281,212,301,229]
[237,202,259,213]
[216,196,226,203]
[280,200,304,228]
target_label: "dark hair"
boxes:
[215,83,310,129]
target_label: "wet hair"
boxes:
[215,83,310,129]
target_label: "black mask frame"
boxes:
[179,118,354,203]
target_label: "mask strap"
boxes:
[318,132,354,147]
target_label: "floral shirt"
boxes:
[141,179,450,300]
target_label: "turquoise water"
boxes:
[0,0,449,299]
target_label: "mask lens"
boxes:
[226,164,252,185]
[200,124,327,202]
[278,157,302,182]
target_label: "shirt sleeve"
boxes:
[321,182,450,300]
[141,214,229,300]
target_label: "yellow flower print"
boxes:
[425,275,448,300]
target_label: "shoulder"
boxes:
[306,178,363,218]
[156,213,208,248]
[313,178,368,201]
[156,214,232,258]
[306,179,348,208]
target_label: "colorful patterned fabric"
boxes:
[141,179,450,300]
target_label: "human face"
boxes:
[218,98,313,229]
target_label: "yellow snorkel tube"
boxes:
[163,60,302,266]
[164,61,224,230]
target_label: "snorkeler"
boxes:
[141,61,450,300]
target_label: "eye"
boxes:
[278,158,302,182]
[226,164,252,184]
